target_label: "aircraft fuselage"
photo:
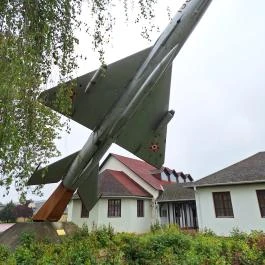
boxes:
[63,0,213,190]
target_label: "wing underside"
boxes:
[116,66,173,168]
[40,47,152,131]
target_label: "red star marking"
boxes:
[149,143,160,152]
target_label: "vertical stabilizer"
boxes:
[77,165,100,212]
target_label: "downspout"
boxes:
[194,186,202,230]
[167,203,170,224]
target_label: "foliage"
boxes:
[150,220,162,232]
[0,201,16,223]
[0,0,81,199]
[230,227,248,240]
[90,224,115,248]
[1,226,265,264]
[0,0,160,200]
[19,232,36,248]
[0,244,11,263]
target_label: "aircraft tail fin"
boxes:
[77,165,100,213]
[27,151,80,185]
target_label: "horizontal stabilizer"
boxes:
[77,165,100,212]
[27,151,79,185]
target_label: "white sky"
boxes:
[2,0,265,203]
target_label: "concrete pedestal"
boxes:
[0,222,78,249]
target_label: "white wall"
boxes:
[67,199,99,228]
[97,198,153,233]
[195,183,265,235]
[68,197,153,233]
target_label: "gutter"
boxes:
[189,180,265,188]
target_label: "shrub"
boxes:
[19,232,36,248]
[92,225,114,248]
[191,235,226,264]
[14,246,37,265]
[0,244,10,263]
[230,227,248,240]
[150,221,162,232]
[118,234,147,265]
[1,225,265,264]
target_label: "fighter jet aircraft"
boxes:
[28,0,213,221]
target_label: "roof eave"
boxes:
[101,195,153,199]
[72,195,153,200]
[157,198,195,202]
[192,180,265,188]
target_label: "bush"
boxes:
[91,225,114,248]
[150,221,162,232]
[19,232,36,248]
[0,244,10,263]
[230,227,248,240]
[1,226,265,264]
[118,234,147,264]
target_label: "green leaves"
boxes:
[0,1,79,198]
[0,0,160,200]
[0,201,16,223]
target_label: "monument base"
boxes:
[0,222,78,249]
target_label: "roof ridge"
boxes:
[111,153,142,162]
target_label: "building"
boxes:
[67,153,196,233]
[157,183,197,228]
[69,169,153,233]
[193,152,265,235]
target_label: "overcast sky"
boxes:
[2,0,265,203]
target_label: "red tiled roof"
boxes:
[100,169,152,197]
[111,154,165,190]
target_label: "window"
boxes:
[256,190,265,217]
[213,192,234,218]
[137,200,144,217]
[108,199,121,217]
[81,202,89,218]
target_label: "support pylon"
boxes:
[33,182,74,222]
